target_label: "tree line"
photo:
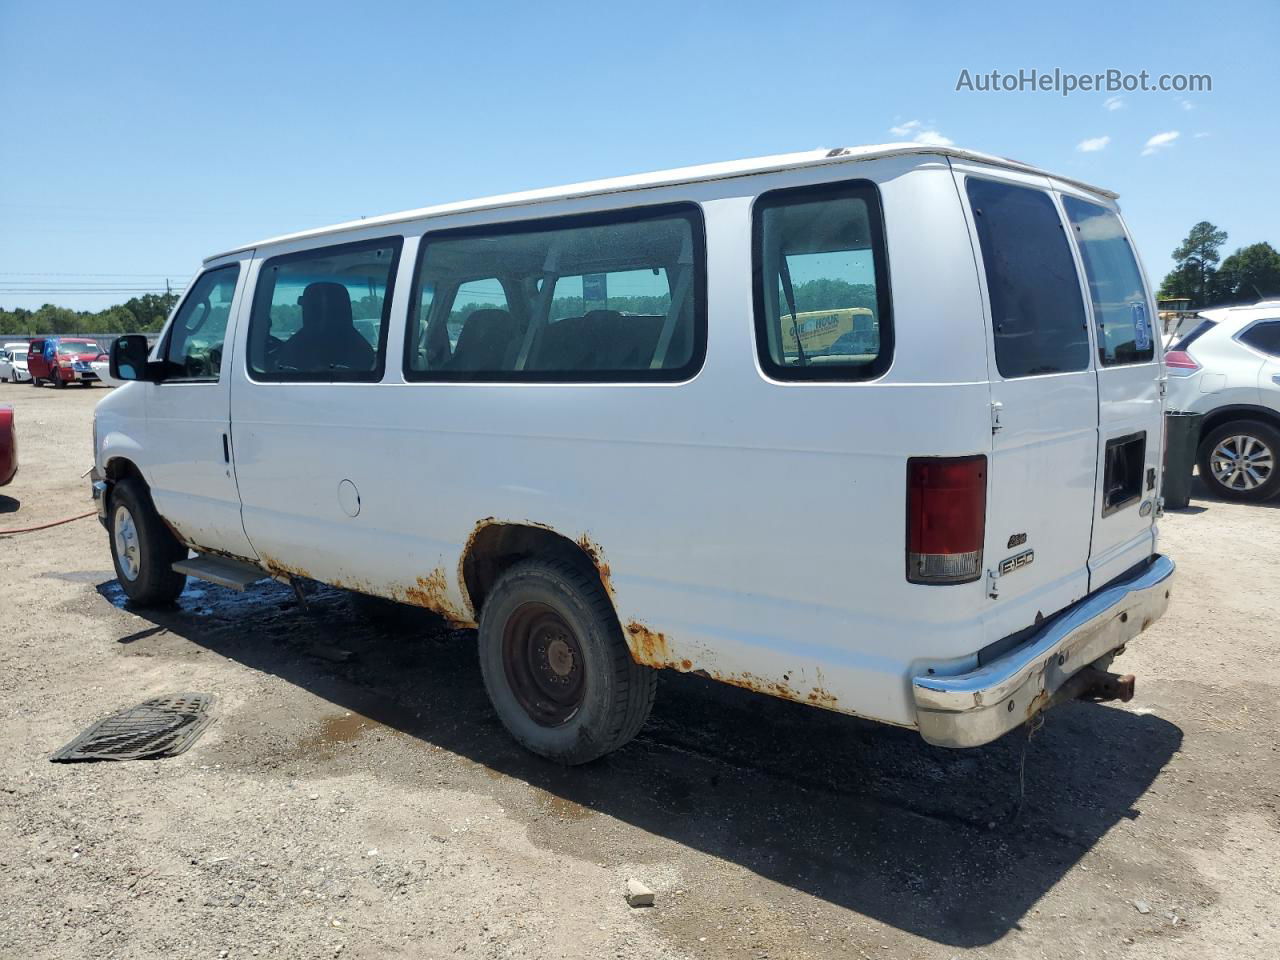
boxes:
[1158,223,1280,308]
[0,293,180,337]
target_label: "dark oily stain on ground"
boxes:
[95,571,1186,948]
[533,787,596,822]
[296,711,383,756]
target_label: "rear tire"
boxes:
[1197,419,1280,503]
[477,557,656,764]
[108,478,188,606]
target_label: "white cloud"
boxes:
[1194,131,1211,139]
[1104,96,1124,111]
[1077,135,1111,153]
[1179,98,1194,111]
[888,119,954,146]
[912,129,954,146]
[1141,130,1180,156]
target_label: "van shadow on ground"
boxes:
[96,577,1181,948]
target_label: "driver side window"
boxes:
[164,266,240,381]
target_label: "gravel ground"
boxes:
[1,382,1277,960]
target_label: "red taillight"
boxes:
[906,456,987,584]
[1164,350,1200,372]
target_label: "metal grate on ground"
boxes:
[50,693,216,762]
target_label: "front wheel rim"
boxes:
[113,505,142,581]
[1210,434,1275,491]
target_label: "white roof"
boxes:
[1199,300,1280,324]
[206,143,1118,263]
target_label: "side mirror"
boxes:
[110,335,159,382]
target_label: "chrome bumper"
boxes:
[91,472,110,526]
[912,554,1175,748]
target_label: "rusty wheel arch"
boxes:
[460,521,615,622]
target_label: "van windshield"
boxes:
[57,342,97,355]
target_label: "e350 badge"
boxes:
[998,549,1034,576]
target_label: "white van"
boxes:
[92,144,1174,763]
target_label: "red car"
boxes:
[27,337,108,388]
[0,406,16,486]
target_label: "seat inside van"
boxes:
[526,311,666,371]
[273,282,376,372]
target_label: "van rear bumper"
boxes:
[911,554,1174,748]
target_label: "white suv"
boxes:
[1166,300,1280,502]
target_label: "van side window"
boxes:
[966,179,1090,378]
[163,265,240,380]
[405,204,705,382]
[1061,195,1156,366]
[247,237,403,382]
[753,180,892,381]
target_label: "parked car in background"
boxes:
[27,338,107,388]
[1,341,32,382]
[0,405,16,486]
[1166,299,1280,502]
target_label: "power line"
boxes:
[0,271,191,278]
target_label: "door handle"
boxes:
[222,433,230,463]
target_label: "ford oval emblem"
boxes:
[1139,500,1153,517]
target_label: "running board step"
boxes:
[172,554,269,591]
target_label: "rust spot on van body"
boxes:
[576,533,615,599]
[625,621,673,668]
[259,554,313,582]
[401,568,473,627]
[624,620,840,711]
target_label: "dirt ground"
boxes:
[0,381,1277,960]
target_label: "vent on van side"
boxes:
[1102,433,1147,517]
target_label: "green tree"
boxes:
[1159,221,1228,307]
[1214,242,1280,304]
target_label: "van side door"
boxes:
[143,255,257,558]
[228,235,404,581]
[1058,193,1164,586]
[951,162,1100,643]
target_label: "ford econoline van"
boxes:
[92,144,1174,763]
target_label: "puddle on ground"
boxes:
[296,711,384,756]
[534,788,596,822]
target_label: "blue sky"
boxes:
[1,0,1275,311]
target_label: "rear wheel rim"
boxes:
[113,505,141,581]
[501,602,586,727]
[1210,434,1274,491]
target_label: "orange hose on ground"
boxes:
[0,511,97,537]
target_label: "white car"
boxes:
[1165,299,1280,502]
[0,342,32,382]
[91,143,1174,762]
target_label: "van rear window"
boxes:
[1061,196,1156,366]
[405,204,705,382]
[966,178,1090,379]
[752,180,891,381]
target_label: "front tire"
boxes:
[108,478,189,605]
[1198,419,1280,503]
[478,558,656,764]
